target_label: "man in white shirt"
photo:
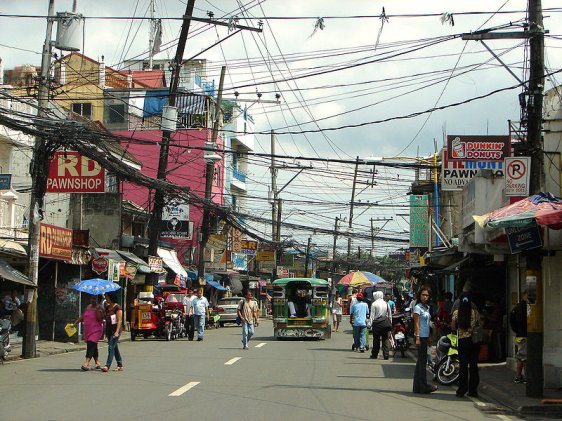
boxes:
[191,289,209,341]
[369,291,392,359]
[182,290,196,341]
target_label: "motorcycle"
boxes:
[0,316,12,364]
[428,333,460,385]
[391,314,408,357]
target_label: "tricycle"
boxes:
[130,292,178,341]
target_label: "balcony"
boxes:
[231,168,247,191]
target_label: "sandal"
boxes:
[80,366,89,371]
[112,366,124,371]
[101,366,109,372]
[94,365,101,370]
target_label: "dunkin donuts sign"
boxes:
[447,135,510,162]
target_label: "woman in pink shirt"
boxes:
[75,297,104,371]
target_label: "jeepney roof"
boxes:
[272,278,328,286]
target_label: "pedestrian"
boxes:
[350,292,368,352]
[101,291,123,372]
[237,291,259,350]
[510,290,528,384]
[331,291,343,332]
[369,291,392,359]
[452,292,481,398]
[183,289,196,341]
[384,293,396,314]
[74,296,104,371]
[412,288,438,394]
[191,288,209,341]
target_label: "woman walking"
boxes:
[412,288,437,394]
[452,292,480,398]
[74,296,104,371]
[331,291,343,332]
[101,292,123,372]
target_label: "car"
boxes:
[215,297,244,326]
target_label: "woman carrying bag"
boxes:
[451,292,481,398]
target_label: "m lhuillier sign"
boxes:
[46,151,105,193]
[441,135,510,192]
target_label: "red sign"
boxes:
[91,257,109,274]
[46,151,105,193]
[447,135,510,162]
[39,223,73,261]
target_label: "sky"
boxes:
[1,0,561,258]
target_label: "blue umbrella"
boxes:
[72,278,121,295]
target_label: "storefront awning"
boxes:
[0,239,27,257]
[116,250,151,273]
[207,280,227,291]
[94,248,125,263]
[0,257,35,287]
[440,256,471,272]
[157,248,187,279]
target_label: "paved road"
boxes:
[1,320,514,421]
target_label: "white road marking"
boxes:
[224,357,242,365]
[255,342,267,348]
[168,381,200,397]
[496,415,513,421]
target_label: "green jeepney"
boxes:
[272,278,331,339]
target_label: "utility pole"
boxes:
[304,236,312,278]
[270,130,277,243]
[370,218,375,260]
[147,0,195,285]
[525,0,545,398]
[346,157,359,272]
[197,65,226,283]
[331,216,340,278]
[23,0,56,359]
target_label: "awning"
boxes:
[207,280,227,291]
[116,250,151,273]
[0,239,27,257]
[0,257,35,287]
[157,248,187,279]
[94,248,125,263]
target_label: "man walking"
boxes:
[191,289,209,341]
[350,292,369,352]
[510,290,528,383]
[237,291,259,349]
[370,291,392,359]
[182,290,196,341]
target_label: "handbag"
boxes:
[235,300,245,325]
[471,319,484,344]
[372,304,392,333]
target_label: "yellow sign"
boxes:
[256,250,275,261]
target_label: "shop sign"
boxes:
[240,240,258,255]
[256,250,275,261]
[46,151,105,193]
[409,195,429,248]
[0,174,12,190]
[504,157,530,196]
[148,256,163,272]
[506,226,542,254]
[232,229,241,253]
[91,257,108,274]
[125,262,138,278]
[231,252,247,271]
[108,259,120,282]
[161,201,191,239]
[442,147,505,192]
[39,223,73,260]
[207,234,226,250]
[447,135,510,162]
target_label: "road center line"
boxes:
[255,342,267,348]
[224,357,242,365]
[168,381,200,397]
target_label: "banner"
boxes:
[161,201,191,239]
[39,223,73,260]
[504,157,531,196]
[409,195,429,248]
[46,151,105,193]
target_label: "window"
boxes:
[108,104,125,123]
[72,102,92,118]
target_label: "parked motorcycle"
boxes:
[391,314,408,357]
[0,316,12,364]
[428,333,460,385]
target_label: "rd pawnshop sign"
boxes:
[46,152,105,193]
[39,223,73,261]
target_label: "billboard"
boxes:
[39,223,73,261]
[160,201,191,239]
[447,135,510,162]
[409,195,429,248]
[46,152,105,193]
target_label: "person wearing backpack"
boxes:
[510,291,528,384]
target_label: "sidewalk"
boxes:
[4,331,131,362]
[477,362,562,418]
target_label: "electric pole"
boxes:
[304,236,312,278]
[331,216,340,279]
[346,157,359,272]
[270,130,277,243]
[197,65,226,283]
[147,0,195,285]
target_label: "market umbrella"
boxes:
[72,278,121,295]
[337,271,386,288]
[473,192,562,230]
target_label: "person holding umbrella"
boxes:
[74,296,104,371]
